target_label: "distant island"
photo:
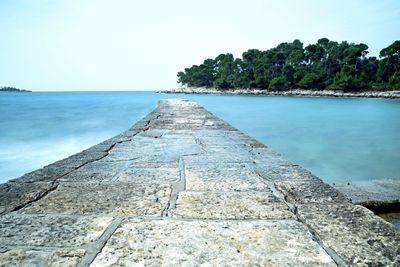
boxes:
[175,38,400,93]
[0,87,31,92]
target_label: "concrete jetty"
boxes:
[0,99,399,266]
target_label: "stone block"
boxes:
[0,248,85,267]
[0,214,112,247]
[185,163,267,191]
[297,203,400,266]
[91,219,335,266]
[170,191,294,220]
[21,182,171,216]
[0,182,55,215]
[117,167,179,183]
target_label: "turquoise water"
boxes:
[1,91,399,183]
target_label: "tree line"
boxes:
[177,38,400,91]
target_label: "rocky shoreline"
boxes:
[163,87,400,99]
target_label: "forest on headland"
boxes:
[177,39,400,92]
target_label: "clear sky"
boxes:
[0,0,399,91]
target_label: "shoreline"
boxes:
[163,87,400,99]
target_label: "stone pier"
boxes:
[0,99,399,266]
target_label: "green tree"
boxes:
[177,38,399,92]
[213,54,238,89]
[269,77,289,91]
[377,41,400,89]
[298,73,320,89]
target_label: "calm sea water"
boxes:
[1,91,399,184]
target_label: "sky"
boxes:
[0,0,399,91]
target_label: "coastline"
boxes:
[163,87,400,99]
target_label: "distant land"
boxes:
[0,87,31,92]
[164,87,400,99]
[176,38,400,93]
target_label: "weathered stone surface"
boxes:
[379,213,400,229]
[185,162,268,191]
[124,159,179,169]
[10,165,74,183]
[274,178,349,204]
[116,167,179,183]
[184,152,253,164]
[53,150,109,169]
[1,99,398,266]
[58,161,128,182]
[104,143,163,162]
[170,191,295,219]
[297,203,400,266]
[91,219,335,266]
[256,164,349,204]
[250,147,291,166]
[0,248,85,267]
[0,214,112,247]
[105,149,181,163]
[21,182,171,216]
[0,182,55,215]
[333,179,400,204]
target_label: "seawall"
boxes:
[0,99,399,266]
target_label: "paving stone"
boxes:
[250,147,289,164]
[0,214,112,247]
[184,153,253,165]
[91,219,335,266]
[126,160,179,169]
[0,182,55,215]
[185,163,267,191]
[110,137,165,151]
[256,163,349,204]
[21,182,171,216]
[116,167,179,183]
[0,248,85,267]
[58,161,128,182]
[11,165,74,183]
[54,151,109,168]
[297,203,400,266]
[274,178,349,204]
[202,145,251,156]
[170,191,295,219]
[137,129,167,138]
[104,148,181,163]
[58,170,115,182]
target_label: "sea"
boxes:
[1,91,399,184]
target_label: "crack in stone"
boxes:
[7,181,60,213]
[293,207,349,267]
[166,156,186,216]
[194,137,208,153]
